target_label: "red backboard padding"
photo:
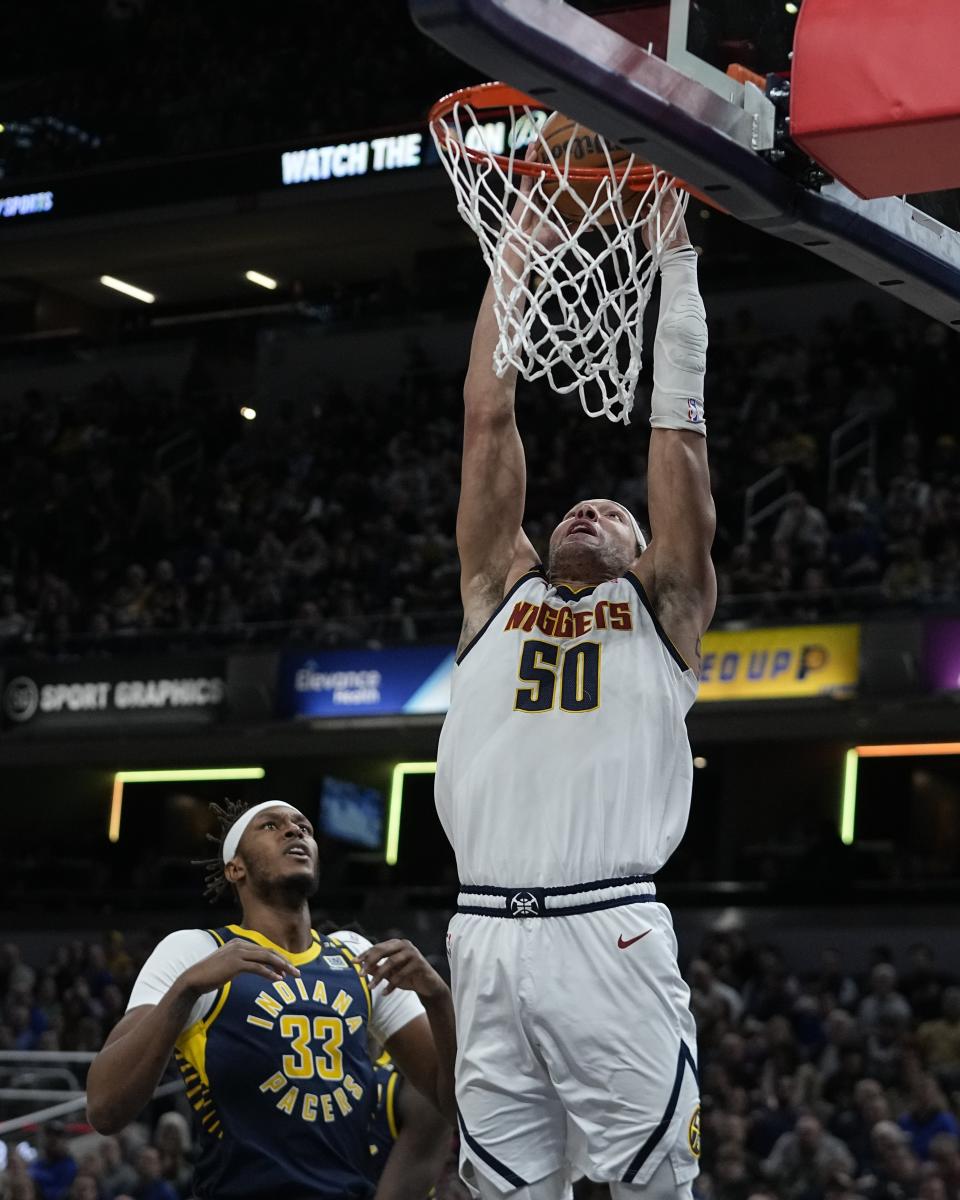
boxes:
[790,0,960,199]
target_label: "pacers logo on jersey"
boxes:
[688,1105,701,1158]
[248,978,367,1126]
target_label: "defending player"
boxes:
[367,1050,451,1197]
[87,800,455,1200]
[436,187,714,1200]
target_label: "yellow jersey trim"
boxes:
[327,934,373,1022]
[225,924,323,966]
[385,1067,400,1141]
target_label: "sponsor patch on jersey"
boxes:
[322,955,350,971]
[688,1105,701,1158]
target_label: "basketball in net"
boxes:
[535,113,649,226]
[429,82,692,424]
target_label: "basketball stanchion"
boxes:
[429,81,703,423]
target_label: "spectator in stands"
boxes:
[762,1112,855,1199]
[904,945,949,1024]
[0,594,28,646]
[99,1137,137,1200]
[859,964,913,1033]
[815,949,860,1011]
[690,957,745,1026]
[130,1147,176,1200]
[772,492,829,563]
[918,987,960,1081]
[832,1079,893,1171]
[65,1176,98,1200]
[929,1132,960,1196]
[899,1076,960,1160]
[28,1124,77,1200]
[153,1113,192,1197]
[883,535,932,604]
[829,502,885,587]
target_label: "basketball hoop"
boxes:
[429,82,692,424]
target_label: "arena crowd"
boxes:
[3,928,960,1200]
[0,303,957,659]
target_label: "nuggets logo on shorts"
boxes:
[688,1105,701,1158]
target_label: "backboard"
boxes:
[412,0,960,327]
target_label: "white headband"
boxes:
[621,506,648,554]
[222,802,307,864]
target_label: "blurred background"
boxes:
[1,2,960,1198]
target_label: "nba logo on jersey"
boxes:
[687,398,704,424]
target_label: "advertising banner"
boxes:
[698,624,861,702]
[1,658,227,732]
[923,619,960,691]
[278,646,456,719]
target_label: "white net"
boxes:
[431,90,689,424]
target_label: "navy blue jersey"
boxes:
[367,1056,400,1184]
[175,926,376,1199]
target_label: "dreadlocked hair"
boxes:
[193,799,252,904]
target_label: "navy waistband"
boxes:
[456,874,656,919]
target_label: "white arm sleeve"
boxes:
[330,930,426,1046]
[126,929,222,1031]
[650,244,708,436]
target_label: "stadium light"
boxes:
[239,406,257,421]
[100,275,155,304]
[244,270,278,290]
[839,743,960,845]
[385,762,437,866]
[109,767,266,842]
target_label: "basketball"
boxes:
[534,110,647,225]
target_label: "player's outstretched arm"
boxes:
[638,199,717,673]
[458,169,553,651]
[373,1079,450,1200]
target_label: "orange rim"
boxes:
[429,81,726,211]
[429,82,660,192]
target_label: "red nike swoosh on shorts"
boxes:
[617,931,651,950]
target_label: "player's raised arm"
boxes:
[457,174,548,649]
[639,199,717,673]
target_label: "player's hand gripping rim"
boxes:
[358,939,447,1003]
[179,939,300,997]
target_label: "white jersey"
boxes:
[436,567,699,886]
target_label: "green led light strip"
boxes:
[840,749,859,846]
[109,767,266,842]
[839,743,960,846]
[385,762,437,866]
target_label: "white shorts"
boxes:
[448,880,700,1192]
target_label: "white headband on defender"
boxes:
[222,801,306,864]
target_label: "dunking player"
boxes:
[436,186,714,1199]
[88,801,455,1200]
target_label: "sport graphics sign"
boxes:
[2,659,227,732]
[697,624,861,702]
[279,647,455,719]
